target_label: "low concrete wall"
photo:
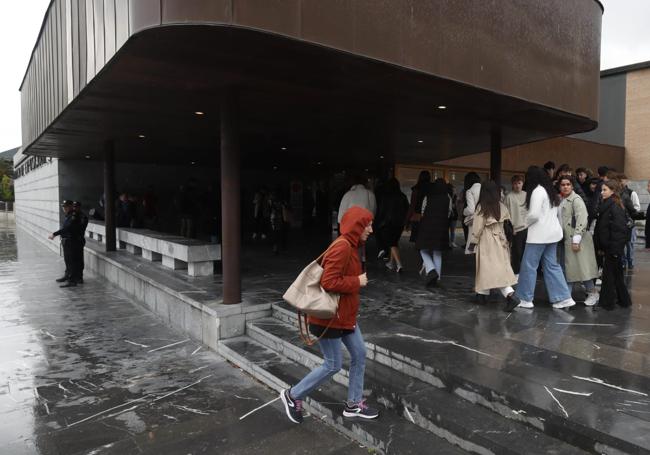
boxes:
[83,243,271,350]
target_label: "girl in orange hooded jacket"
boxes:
[280,206,380,423]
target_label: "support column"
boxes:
[490,128,502,186]
[104,140,116,252]
[221,93,241,304]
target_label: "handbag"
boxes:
[283,238,352,345]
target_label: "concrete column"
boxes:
[220,93,241,304]
[104,140,116,252]
[490,128,502,186]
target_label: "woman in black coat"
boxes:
[375,178,409,272]
[416,178,451,286]
[594,179,632,309]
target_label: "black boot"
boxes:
[60,281,77,288]
[425,269,439,287]
[476,294,488,305]
[504,293,520,312]
[55,275,69,283]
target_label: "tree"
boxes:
[1,175,13,202]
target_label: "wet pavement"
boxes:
[0,218,369,455]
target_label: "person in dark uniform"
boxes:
[48,200,82,287]
[73,201,89,283]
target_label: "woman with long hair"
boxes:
[404,170,431,245]
[557,176,600,307]
[515,166,576,309]
[594,179,632,309]
[416,178,452,287]
[467,181,520,311]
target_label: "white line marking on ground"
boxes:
[239,397,280,420]
[147,339,190,353]
[124,340,149,348]
[572,376,648,396]
[552,388,592,397]
[544,386,569,418]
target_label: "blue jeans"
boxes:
[420,249,442,276]
[516,242,571,303]
[290,325,366,404]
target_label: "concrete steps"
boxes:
[218,336,468,455]
[269,303,650,454]
[244,317,589,455]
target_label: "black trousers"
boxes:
[510,229,527,274]
[63,239,83,282]
[600,253,631,308]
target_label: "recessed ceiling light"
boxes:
[281,147,287,151]
[191,161,196,165]
[273,165,278,170]
[85,155,90,159]
[379,155,384,159]
[138,134,146,138]
[317,161,322,165]
[417,140,424,144]
[194,111,204,115]
[437,105,447,110]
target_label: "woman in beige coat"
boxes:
[468,181,520,311]
[558,176,599,306]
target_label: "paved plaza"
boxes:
[0,218,369,455]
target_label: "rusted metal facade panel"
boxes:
[129,0,161,35]
[161,0,231,24]
[19,0,603,155]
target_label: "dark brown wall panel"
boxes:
[162,0,231,24]
[130,0,161,34]
[352,0,406,65]
[234,0,301,39]
[301,0,354,51]
[115,0,129,49]
[104,0,116,61]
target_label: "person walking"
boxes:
[557,177,599,306]
[515,166,576,309]
[375,178,409,272]
[280,206,379,423]
[620,175,642,269]
[416,178,452,287]
[467,181,520,311]
[337,175,376,224]
[504,175,527,276]
[462,172,481,254]
[594,180,632,310]
[646,180,650,250]
[404,171,431,246]
[48,200,83,288]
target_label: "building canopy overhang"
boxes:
[20,0,603,169]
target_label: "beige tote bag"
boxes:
[283,238,351,319]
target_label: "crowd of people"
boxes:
[335,163,648,312]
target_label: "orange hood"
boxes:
[339,206,373,248]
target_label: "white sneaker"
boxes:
[385,262,395,271]
[552,298,576,309]
[584,292,599,307]
[518,300,534,309]
[595,278,602,286]
[377,250,386,260]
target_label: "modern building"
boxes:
[14,0,604,304]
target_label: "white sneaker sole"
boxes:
[552,301,576,309]
[343,410,379,419]
[517,301,534,309]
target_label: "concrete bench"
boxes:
[86,221,221,277]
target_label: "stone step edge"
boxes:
[216,337,469,455]
[270,305,639,455]
[246,319,589,455]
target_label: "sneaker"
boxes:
[504,293,520,312]
[584,292,599,307]
[425,269,439,287]
[552,298,576,309]
[280,389,303,424]
[377,250,386,260]
[419,264,426,276]
[396,264,403,273]
[385,261,395,271]
[595,278,602,286]
[517,300,534,309]
[343,399,379,419]
[252,233,257,240]
[261,233,267,240]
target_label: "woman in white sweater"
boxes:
[515,166,576,309]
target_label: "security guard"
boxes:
[73,201,89,283]
[48,200,82,287]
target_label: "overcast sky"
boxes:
[1,0,650,152]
